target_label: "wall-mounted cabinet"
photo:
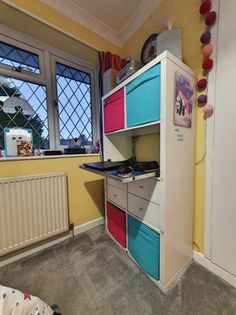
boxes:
[82,51,196,292]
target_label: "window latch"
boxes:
[12,66,22,72]
[12,66,33,73]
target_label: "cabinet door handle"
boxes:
[139,207,144,211]
[139,185,143,189]
[113,194,117,197]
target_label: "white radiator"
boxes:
[0,172,69,257]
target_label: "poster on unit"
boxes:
[174,72,193,128]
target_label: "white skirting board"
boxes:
[193,251,236,288]
[0,217,104,268]
[73,217,104,236]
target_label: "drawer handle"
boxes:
[139,185,143,189]
[139,207,144,211]
[113,194,117,197]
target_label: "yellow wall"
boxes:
[0,156,104,227]
[0,0,206,252]
[0,3,105,229]
[122,0,205,252]
[134,134,160,163]
[2,0,121,55]
[0,2,99,66]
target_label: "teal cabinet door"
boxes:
[126,64,161,128]
[128,215,160,280]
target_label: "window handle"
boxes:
[12,66,33,73]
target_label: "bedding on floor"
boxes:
[0,285,54,315]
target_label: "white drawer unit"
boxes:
[128,193,162,231]
[128,178,161,204]
[107,178,127,191]
[107,184,127,210]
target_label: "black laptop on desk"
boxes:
[83,160,127,171]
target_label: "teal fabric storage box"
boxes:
[128,215,160,280]
[126,64,161,128]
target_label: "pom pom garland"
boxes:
[205,11,217,26]
[197,0,216,119]
[198,95,208,106]
[199,0,212,15]
[202,58,213,71]
[202,44,213,56]
[197,79,207,90]
[200,31,211,44]
[203,104,214,119]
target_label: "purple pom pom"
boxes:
[200,31,211,44]
[198,95,207,106]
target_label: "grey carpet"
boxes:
[0,225,236,315]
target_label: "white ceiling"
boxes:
[41,0,163,47]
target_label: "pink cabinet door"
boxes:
[107,201,126,248]
[104,88,124,133]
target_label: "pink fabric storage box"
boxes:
[104,88,124,133]
[107,201,126,248]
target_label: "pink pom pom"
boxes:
[202,44,213,56]
[203,104,214,119]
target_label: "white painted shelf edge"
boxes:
[79,165,158,183]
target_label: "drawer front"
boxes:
[104,88,124,133]
[128,178,160,204]
[128,193,161,231]
[128,215,160,280]
[107,178,127,191]
[107,184,127,210]
[107,202,126,248]
[126,64,161,128]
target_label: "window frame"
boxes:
[51,55,97,150]
[0,33,45,80]
[0,24,99,152]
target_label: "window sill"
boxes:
[0,153,100,162]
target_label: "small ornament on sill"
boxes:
[69,138,81,148]
[91,140,100,153]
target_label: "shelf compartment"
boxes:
[107,202,126,248]
[104,88,124,133]
[126,64,161,128]
[105,121,160,137]
[128,214,160,280]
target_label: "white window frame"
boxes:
[0,24,99,151]
[51,55,97,150]
[0,33,45,80]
